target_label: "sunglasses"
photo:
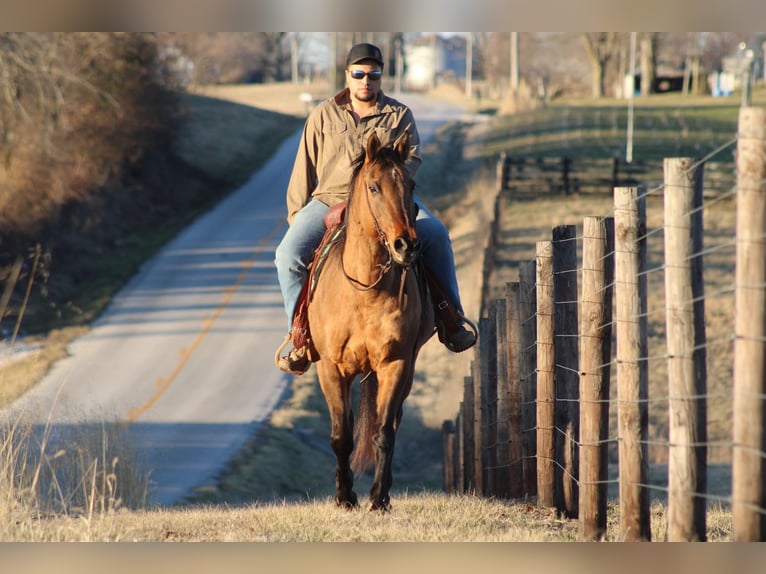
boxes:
[349,69,382,81]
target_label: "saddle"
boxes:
[289,202,348,358]
[288,202,461,359]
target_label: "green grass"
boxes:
[465,103,741,163]
[174,92,304,188]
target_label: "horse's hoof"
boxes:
[369,500,391,513]
[335,492,358,510]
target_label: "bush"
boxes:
[0,33,182,333]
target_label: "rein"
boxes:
[340,253,393,291]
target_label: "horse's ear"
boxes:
[393,130,411,162]
[366,132,382,162]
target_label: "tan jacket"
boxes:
[285,88,422,224]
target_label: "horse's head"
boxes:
[355,131,420,267]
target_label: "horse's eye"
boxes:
[368,183,380,194]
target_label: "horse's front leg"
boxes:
[317,361,358,509]
[368,361,412,512]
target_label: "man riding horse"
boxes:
[275,42,476,374]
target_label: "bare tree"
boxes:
[582,33,619,98]
[260,33,290,82]
[159,33,273,84]
[0,33,177,240]
[640,33,657,96]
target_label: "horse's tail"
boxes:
[350,373,378,475]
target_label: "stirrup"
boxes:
[275,333,312,375]
[274,333,292,369]
[461,314,479,340]
[437,313,478,353]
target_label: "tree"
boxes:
[582,33,619,98]
[260,33,290,82]
[0,33,178,245]
[640,33,658,96]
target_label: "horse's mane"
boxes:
[347,144,411,207]
[348,150,367,200]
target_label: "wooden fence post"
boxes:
[614,186,652,541]
[578,216,615,541]
[611,157,620,190]
[473,346,485,496]
[519,260,538,496]
[562,157,571,194]
[664,157,708,541]
[506,283,525,497]
[0,255,23,328]
[553,225,580,518]
[497,152,508,194]
[495,297,511,498]
[536,241,556,507]
[732,106,766,541]
[463,373,476,493]
[455,408,464,494]
[483,311,498,496]
[442,420,456,493]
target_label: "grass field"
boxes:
[3,81,761,541]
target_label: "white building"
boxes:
[403,35,467,91]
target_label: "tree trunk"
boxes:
[591,65,604,99]
[582,33,618,98]
[640,33,657,96]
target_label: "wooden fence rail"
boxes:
[442,106,766,542]
[495,153,735,197]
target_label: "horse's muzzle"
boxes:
[392,235,421,266]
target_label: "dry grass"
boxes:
[2,490,733,542]
[0,328,87,407]
[1,412,150,541]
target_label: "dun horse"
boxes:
[308,131,434,511]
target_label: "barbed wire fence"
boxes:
[441,106,766,542]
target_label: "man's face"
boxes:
[346,61,382,103]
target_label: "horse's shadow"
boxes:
[184,366,444,506]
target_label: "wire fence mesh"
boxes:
[442,106,766,542]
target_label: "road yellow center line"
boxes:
[125,220,285,423]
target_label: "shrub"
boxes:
[0,33,181,332]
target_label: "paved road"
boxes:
[4,93,475,506]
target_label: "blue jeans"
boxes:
[274,198,464,330]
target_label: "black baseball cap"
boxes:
[346,43,384,68]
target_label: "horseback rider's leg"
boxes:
[274,199,329,372]
[414,198,477,353]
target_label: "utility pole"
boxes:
[510,31,519,91]
[431,33,438,91]
[763,40,766,83]
[626,32,636,163]
[395,34,403,95]
[291,33,299,84]
[329,32,338,96]
[466,32,473,98]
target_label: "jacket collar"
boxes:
[334,87,392,114]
